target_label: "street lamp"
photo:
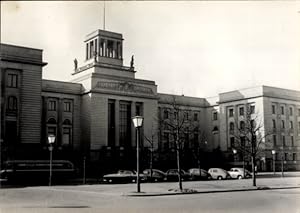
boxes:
[271,150,276,175]
[132,116,144,193]
[48,134,55,186]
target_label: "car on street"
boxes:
[208,168,231,180]
[188,168,212,180]
[228,167,252,179]
[143,169,166,182]
[102,170,145,183]
[165,169,190,181]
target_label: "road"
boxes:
[0,177,299,212]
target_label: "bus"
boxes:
[0,160,76,183]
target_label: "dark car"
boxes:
[188,168,212,180]
[102,170,145,183]
[143,169,166,182]
[166,169,190,181]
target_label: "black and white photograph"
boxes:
[0,1,300,212]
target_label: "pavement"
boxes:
[123,175,300,197]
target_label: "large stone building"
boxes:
[1,29,300,175]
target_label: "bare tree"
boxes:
[160,96,197,191]
[144,123,157,180]
[231,105,272,186]
[191,130,207,179]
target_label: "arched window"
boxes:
[47,118,57,124]
[62,119,72,146]
[7,96,17,111]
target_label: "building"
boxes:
[1,28,300,175]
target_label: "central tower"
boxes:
[85,29,123,66]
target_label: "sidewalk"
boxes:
[123,176,300,197]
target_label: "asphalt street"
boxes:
[0,177,299,213]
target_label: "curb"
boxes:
[123,186,300,197]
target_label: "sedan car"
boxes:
[166,169,190,181]
[102,170,145,183]
[228,168,252,179]
[208,168,231,180]
[143,169,166,182]
[188,168,212,180]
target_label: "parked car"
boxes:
[188,168,212,180]
[228,168,252,179]
[208,168,230,180]
[165,169,190,181]
[102,170,145,183]
[143,169,166,182]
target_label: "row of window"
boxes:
[272,135,297,147]
[163,109,199,121]
[274,152,298,161]
[47,118,72,146]
[48,100,72,112]
[272,104,300,116]
[162,132,201,150]
[228,105,255,117]
[272,119,300,130]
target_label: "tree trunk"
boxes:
[251,155,256,187]
[150,146,153,179]
[176,137,183,191]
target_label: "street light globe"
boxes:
[48,134,56,144]
[232,148,237,154]
[132,116,144,128]
[271,150,276,155]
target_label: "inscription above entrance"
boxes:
[95,81,154,95]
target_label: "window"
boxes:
[273,135,277,146]
[272,119,276,129]
[213,112,218,120]
[194,113,198,121]
[7,96,17,111]
[62,127,71,146]
[298,122,300,130]
[63,101,71,112]
[135,103,143,116]
[290,121,293,129]
[184,133,189,148]
[281,120,285,129]
[230,137,235,148]
[229,122,234,133]
[293,153,297,161]
[163,132,169,149]
[281,106,285,115]
[229,109,234,117]
[239,107,244,116]
[291,136,294,146]
[289,107,293,116]
[282,135,286,146]
[241,136,246,147]
[275,153,279,161]
[250,105,255,114]
[108,100,115,147]
[240,121,245,131]
[48,100,56,111]
[119,102,131,147]
[193,133,199,144]
[184,112,189,120]
[272,105,276,114]
[298,109,300,116]
[284,153,288,161]
[163,110,169,119]
[7,74,18,88]
[250,120,255,128]
[47,126,57,138]
[174,111,178,120]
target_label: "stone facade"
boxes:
[1,29,300,174]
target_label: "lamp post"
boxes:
[132,116,144,193]
[271,150,276,175]
[48,134,55,186]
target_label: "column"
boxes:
[115,100,120,147]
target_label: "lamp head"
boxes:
[132,116,144,128]
[48,134,56,144]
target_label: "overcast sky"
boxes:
[1,1,300,97]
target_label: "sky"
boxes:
[1,1,300,97]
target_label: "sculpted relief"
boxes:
[95,81,154,95]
